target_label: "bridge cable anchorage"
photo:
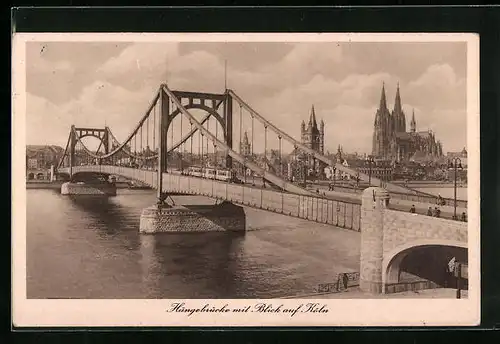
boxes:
[228,89,426,195]
[161,84,315,196]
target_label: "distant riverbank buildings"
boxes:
[26,145,64,180]
[372,83,443,162]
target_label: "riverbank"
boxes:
[26,181,63,189]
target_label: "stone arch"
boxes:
[27,172,34,180]
[382,239,467,286]
[36,172,45,180]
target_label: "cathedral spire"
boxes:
[379,82,388,110]
[394,82,402,113]
[309,104,318,129]
[410,109,416,132]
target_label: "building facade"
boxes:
[372,83,443,162]
[26,145,65,180]
[331,146,394,182]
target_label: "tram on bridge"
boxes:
[185,166,241,183]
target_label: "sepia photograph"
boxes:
[12,32,480,327]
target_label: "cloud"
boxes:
[26,93,72,146]
[96,43,180,91]
[405,64,466,110]
[25,42,467,154]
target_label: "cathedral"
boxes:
[372,83,443,162]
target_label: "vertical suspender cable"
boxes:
[180,110,183,172]
[215,118,218,168]
[239,103,243,177]
[153,103,156,156]
[190,121,193,163]
[140,125,143,168]
[264,125,267,188]
[206,120,209,166]
[251,115,255,185]
[279,136,282,177]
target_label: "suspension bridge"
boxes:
[56,84,465,230]
[53,83,469,294]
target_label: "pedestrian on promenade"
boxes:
[427,207,433,216]
[461,212,467,222]
[434,207,441,218]
[410,205,416,213]
[342,273,349,290]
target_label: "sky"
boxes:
[25,41,467,154]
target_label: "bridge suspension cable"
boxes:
[228,89,424,195]
[161,84,315,196]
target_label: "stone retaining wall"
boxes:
[60,182,117,196]
[139,202,246,234]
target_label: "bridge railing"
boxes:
[63,165,362,231]
[161,171,362,232]
[318,182,467,208]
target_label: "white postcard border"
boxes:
[12,32,480,327]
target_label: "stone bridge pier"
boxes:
[360,187,468,294]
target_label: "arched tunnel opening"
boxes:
[387,245,468,289]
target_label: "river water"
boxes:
[26,189,360,299]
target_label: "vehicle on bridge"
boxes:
[186,166,241,183]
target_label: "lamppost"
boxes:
[448,157,463,220]
[332,166,337,190]
[367,156,375,186]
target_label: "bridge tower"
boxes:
[360,187,390,294]
[156,86,234,204]
[65,126,112,179]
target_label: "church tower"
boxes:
[301,105,325,172]
[319,119,325,154]
[372,82,391,158]
[410,109,416,133]
[392,82,406,133]
[240,131,251,157]
[301,105,321,151]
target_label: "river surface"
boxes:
[26,189,360,299]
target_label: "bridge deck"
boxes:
[60,165,467,227]
[61,165,362,231]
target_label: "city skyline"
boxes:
[26,41,467,154]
